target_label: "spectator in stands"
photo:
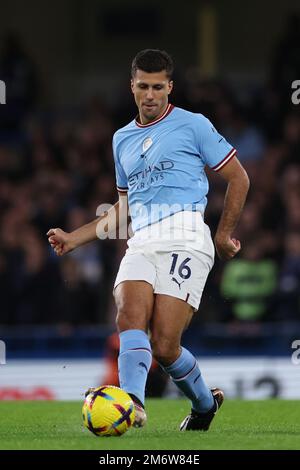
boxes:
[0,33,39,142]
[278,232,300,321]
[220,238,277,323]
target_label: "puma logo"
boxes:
[139,362,148,373]
[172,277,185,289]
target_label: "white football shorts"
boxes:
[113,211,215,311]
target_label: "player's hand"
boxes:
[47,228,75,256]
[214,235,241,261]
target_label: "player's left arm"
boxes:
[214,156,250,261]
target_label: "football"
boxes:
[82,385,135,437]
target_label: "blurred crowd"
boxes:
[0,22,299,327]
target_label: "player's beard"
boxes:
[141,103,163,123]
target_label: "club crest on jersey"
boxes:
[142,137,153,153]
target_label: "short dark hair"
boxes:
[131,49,174,79]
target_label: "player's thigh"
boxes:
[114,280,155,332]
[150,293,194,365]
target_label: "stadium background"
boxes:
[0,0,299,401]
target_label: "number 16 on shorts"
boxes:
[169,253,192,280]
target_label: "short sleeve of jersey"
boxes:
[196,115,236,171]
[112,133,128,192]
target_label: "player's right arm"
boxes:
[47,193,128,256]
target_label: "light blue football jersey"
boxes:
[113,104,236,232]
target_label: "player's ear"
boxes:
[130,79,135,94]
[168,80,173,95]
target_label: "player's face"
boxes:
[131,70,173,124]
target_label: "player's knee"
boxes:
[115,293,134,330]
[151,338,179,366]
[116,308,132,331]
[115,307,144,332]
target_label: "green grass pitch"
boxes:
[0,399,299,450]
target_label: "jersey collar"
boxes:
[135,103,175,128]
